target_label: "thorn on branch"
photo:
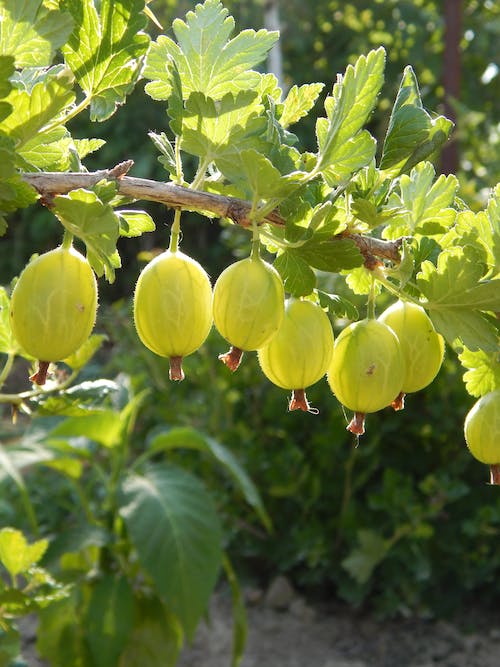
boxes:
[108,160,134,180]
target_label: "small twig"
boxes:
[21,168,403,263]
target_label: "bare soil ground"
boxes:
[20,580,500,667]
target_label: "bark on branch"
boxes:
[21,165,403,264]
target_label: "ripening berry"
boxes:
[10,246,98,385]
[258,299,334,413]
[133,250,212,381]
[213,254,284,371]
[327,319,405,434]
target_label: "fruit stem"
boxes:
[391,391,406,411]
[289,389,320,414]
[250,235,261,259]
[489,464,500,485]
[219,346,244,372]
[29,361,50,386]
[169,356,185,381]
[347,411,366,435]
[367,274,377,319]
[61,230,73,250]
[169,208,182,253]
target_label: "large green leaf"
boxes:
[85,575,134,667]
[61,0,149,121]
[119,463,223,640]
[273,251,316,297]
[49,410,123,448]
[119,595,183,667]
[148,426,271,531]
[316,47,385,177]
[0,0,73,68]
[297,234,363,273]
[52,188,121,281]
[144,0,277,101]
[380,66,453,174]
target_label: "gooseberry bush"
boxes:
[0,0,499,665]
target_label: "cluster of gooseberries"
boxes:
[7,233,500,483]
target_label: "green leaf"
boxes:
[280,83,324,128]
[61,0,150,121]
[459,348,500,398]
[85,575,134,667]
[49,410,123,448]
[73,137,106,159]
[238,149,301,201]
[181,90,265,164]
[0,0,74,68]
[380,66,453,174]
[485,184,500,276]
[3,76,75,156]
[418,246,500,310]
[317,291,359,320]
[319,129,377,186]
[316,47,385,175]
[428,308,499,353]
[149,131,177,176]
[297,235,363,273]
[119,463,223,640]
[148,427,271,531]
[341,529,388,584]
[274,251,316,297]
[385,162,458,239]
[144,0,278,101]
[117,210,156,237]
[0,287,20,355]
[119,595,183,667]
[0,528,48,577]
[52,188,120,281]
[63,333,107,371]
[345,265,382,296]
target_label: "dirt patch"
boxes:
[20,581,500,667]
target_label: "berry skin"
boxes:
[10,246,98,385]
[464,390,500,484]
[327,319,405,434]
[133,250,212,380]
[213,254,284,371]
[378,300,444,407]
[258,299,334,412]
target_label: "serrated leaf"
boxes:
[316,47,385,174]
[117,210,156,237]
[0,528,48,577]
[418,246,500,311]
[119,463,223,640]
[52,188,120,281]
[429,308,499,353]
[383,162,457,238]
[73,138,106,159]
[181,90,264,163]
[145,0,277,102]
[3,77,75,155]
[380,66,453,174]
[61,0,149,121]
[274,251,316,297]
[485,184,500,276]
[320,130,377,187]
[149,131,177,175]
[345,265,382,296]
[459,348,500,398]
[0,0,74,68]
[280,83,324,128]
[238,148,301,201]
[297,235,363,272]
[148,427,271,531]
[317,291,359,320]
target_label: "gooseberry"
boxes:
[133,250,212,380]
[327,318,405,434]
[213,254,284,371]
[464,389,500,484]
[10,245,98,385]
[378,300,444,409]
[258,298,334,413]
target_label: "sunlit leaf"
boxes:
[0,528,48,577]
[280,83,324,128]
[459,348,500,398]
[61,0,150,121]
[274,251,316,297]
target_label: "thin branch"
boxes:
[21,167,403,263]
